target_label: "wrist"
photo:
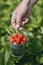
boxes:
[23,0,29,2]
[22,0,30,5]
[30,0,38,7]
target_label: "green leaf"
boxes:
[36,54,43,64]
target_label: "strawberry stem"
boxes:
[5,28,12,35]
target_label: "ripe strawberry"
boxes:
[10,38,15,43]
[11,34,18,38]
[21,41,24,45]
[18,34,23,40]
[15,37,20,44]
[23,37,27,43]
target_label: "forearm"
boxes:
[28,0,38,16]
[29,0,38,7]
[22,0,30,5]
[21,0,38,17]
[22,0,38,6]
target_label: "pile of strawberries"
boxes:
[10,33,27,45]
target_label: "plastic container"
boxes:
[10,43,25,57]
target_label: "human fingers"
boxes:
[11,11,17,23]
[22,18,29,26]
[16,15,22,28]
[18,18,29,30]
[19,27,23,30]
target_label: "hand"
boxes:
[11,0,30,30]
[11,0,38,30]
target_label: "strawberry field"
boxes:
[0,0,43,65]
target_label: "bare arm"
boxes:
[22,0,38,16]
[28,0,38,16]
[11,0,38,30]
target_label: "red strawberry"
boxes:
[21,41,24,45]
[23,37,27,43]
[15,37,20,44]
[11,34,18,38]
[10,38,15,43]
[18,34,23,40]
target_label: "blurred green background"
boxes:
[0,0,43,65]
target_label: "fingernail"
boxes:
[19,27,23,30]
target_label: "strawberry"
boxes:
[10,33,28,45]
[11,33,18,38]
[15,37,20,44]
[21,41,24,45]
[18,34,23,41]
[23,37,27,43]
[10,38,15,43]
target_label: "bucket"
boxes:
[10,43,25,57]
